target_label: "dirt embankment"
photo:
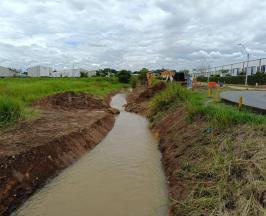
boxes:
[0,92,118,216]
[153,110,266,215]
[126,85,266,215]
[152,109,209,215]
[125,82,166,115]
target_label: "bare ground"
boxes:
[0,92,118,215]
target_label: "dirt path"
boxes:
[0,92,118,215]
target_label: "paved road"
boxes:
[221,91,266,110]
[226,85,266,91]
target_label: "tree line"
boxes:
[94,68,190,84]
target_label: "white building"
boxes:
[26,65,97,78]
[0,66,16,77]
[52,69,96,78]
[27,66,53,77]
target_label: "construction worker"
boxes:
[187,74,193,89]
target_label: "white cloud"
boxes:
[0,0,266,70]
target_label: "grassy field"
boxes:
[0,77,128,127]
[148,83,266,215]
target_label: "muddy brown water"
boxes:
[13,94,168,216]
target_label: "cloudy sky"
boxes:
[0,0,266,71]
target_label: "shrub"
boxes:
[0,96,22,127]
[80,71,88,77]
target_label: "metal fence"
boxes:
[192,58,266,77]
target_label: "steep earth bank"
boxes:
[0,92,118,216]
[125,82,166,115]
[126,85,266,216]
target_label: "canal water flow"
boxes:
[14,94,168,216]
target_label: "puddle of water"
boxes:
[14,94,168,216]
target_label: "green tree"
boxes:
[80,71,88,77]
[96,68,118,77]
[139,68,149,84]
[117,70,131,83]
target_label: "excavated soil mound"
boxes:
[34,92,109,111]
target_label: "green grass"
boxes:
[0,77,127,103]
[0,77,128,127]
[149,84,266,128]
[151,77,160,86]
[149,84,189,115]
[148,84,189,125]
[0,96,22,127]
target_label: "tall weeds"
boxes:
[0,96,22,127]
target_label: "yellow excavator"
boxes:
[160,70,175,81]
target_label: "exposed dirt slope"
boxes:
[126,86,266,216]
[125,82,166,115]
[152,109,210,214]
[0,92,117,216]
[153,110,266,216]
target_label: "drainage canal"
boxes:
[14,94,168,216]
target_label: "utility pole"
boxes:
[238,43,250,87]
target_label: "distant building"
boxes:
[86,70,97,77]
[26,66,97,78]
[52,69,96,78]
[0,66,16,77]
[27,66,53,77]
